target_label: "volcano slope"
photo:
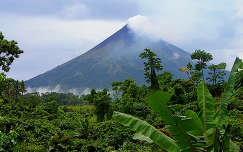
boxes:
[26,25,191,92]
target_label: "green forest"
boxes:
[0,32,242,152]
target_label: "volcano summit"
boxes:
[26,25,191,93]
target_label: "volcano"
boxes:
[26,25,191,92]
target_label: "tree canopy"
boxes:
[191,49,213,80]
[0,32,23,72]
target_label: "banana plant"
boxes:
[113,58,242,152]
[216,57,243,128]
[113,91,204,152]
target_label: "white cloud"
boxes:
[211,49,242,70]
[211,21,243,70]
[129,0,243,70]
[127,15,161,41]
[27,85,81,95]
[1,15,124,49]
[235,0,243,19]
[0,14,125,80]
[173,52,180,59]
[27,86,99,95]
[60,2,90,19]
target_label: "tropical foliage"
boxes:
[113,57,243,152]
[0,32,242,151]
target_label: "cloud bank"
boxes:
[1,15,124,80]
[27,85,93,95]
[0,0,242,80]
[126,0,243,70]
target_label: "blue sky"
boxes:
[0,0,242,80]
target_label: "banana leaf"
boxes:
[146,91,199,152]
[197,82,216,130]
[222,124,231,152]
[133,133,153,143]
[113,111,179,152]
[184,110,204,136]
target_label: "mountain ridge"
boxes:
[26,25,191,93]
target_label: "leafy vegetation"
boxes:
[113,57,243,152]
[0,31,242,151]
[0,32,23,72]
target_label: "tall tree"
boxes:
[207,62,226,85]
[191,49,213,80]
[139,48,163,90]
[0,32,23,72]
[206,63,227,97]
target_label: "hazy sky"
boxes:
[0,0,242,80]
